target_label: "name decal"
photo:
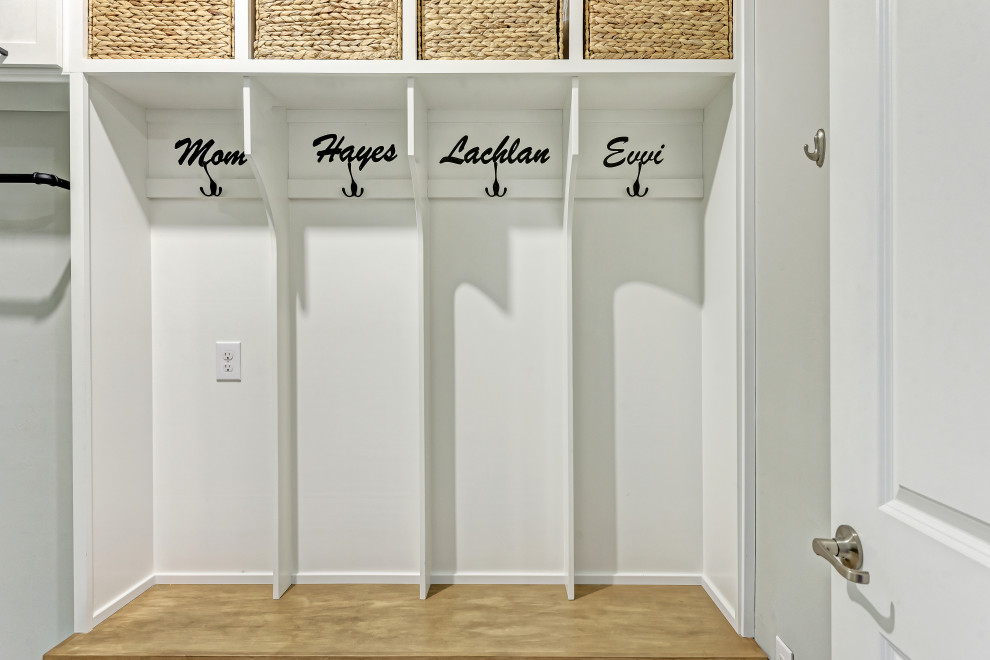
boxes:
[603,137,666,198]
[174,137,248,198]
[440,135,551,198]
[313,133,398,198]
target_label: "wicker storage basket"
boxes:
[585,0,731,59]
[419,0,562,60]
[89,0,234,59]
[255,0,402,59]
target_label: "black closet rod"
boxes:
[0,173,70,190]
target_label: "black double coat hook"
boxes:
[342,161,365,198]
[626,162,649,198]
[485,162,508,198]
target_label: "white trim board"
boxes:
[574,178,703,199]
[145,178,704,200]
[574,573,702,586]
[146,109,241,124]
[91,574,155,628]
[430,573,567,585]
[90,573,271,628]
[146,178,259,199]
[288,178,413,199]
[69,70,94,635]
[427,178,561,199]
[737,0,757,638]
[294,572,421,585]
[702,575,738,632]
[84,572,736,631]
[155,572,275,585]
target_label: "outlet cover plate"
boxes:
[775,637,794,660]
[216,341,241,381]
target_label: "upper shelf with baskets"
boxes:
[65,0,736,75]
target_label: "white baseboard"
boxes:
[701,575,738,630]
[575,572,702,586]
[431,572,566,585]
[86,571,737,632]
[156,572,273,585]
[92,574,155,627]
[294,572,420,584]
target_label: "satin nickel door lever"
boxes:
[804,128,826,167]
[813,524,870,584]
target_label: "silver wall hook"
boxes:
[804,128,826,168]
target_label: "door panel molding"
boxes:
[877,0,990,566]
[882,488,990,571]
[877,0,894,507]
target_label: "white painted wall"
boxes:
[0,104,73,659]
[572,199,703,580]
[429,199,566,578]
[146,111,274,581]
[292,200,420,579]
[151,199,274,579]
[88,82,155,619]
[700,81,739,619]
[753,0,830,655]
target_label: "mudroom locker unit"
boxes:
[1,0,755,644]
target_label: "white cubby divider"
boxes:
[407,77,432,599]
[242,77,295,598]
[69,72,93,635]
[562,76,579,601]
[70,64,751,635]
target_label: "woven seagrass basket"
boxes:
[419,0,562,60]
[585,0,731,59]
[89,0,234,59]
[255,0,402,59]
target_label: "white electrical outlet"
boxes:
[216,341,241,381]
[775,636,794,660]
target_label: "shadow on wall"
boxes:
[420,193,709,578]
[429,199,564,576]
[573,200,704,578]
[0,109,74,658]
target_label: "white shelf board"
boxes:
[76,58,737,77]
[85,68,734,112]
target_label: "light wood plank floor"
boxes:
[46,584,766,660]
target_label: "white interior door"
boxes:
[830,0,990,656]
